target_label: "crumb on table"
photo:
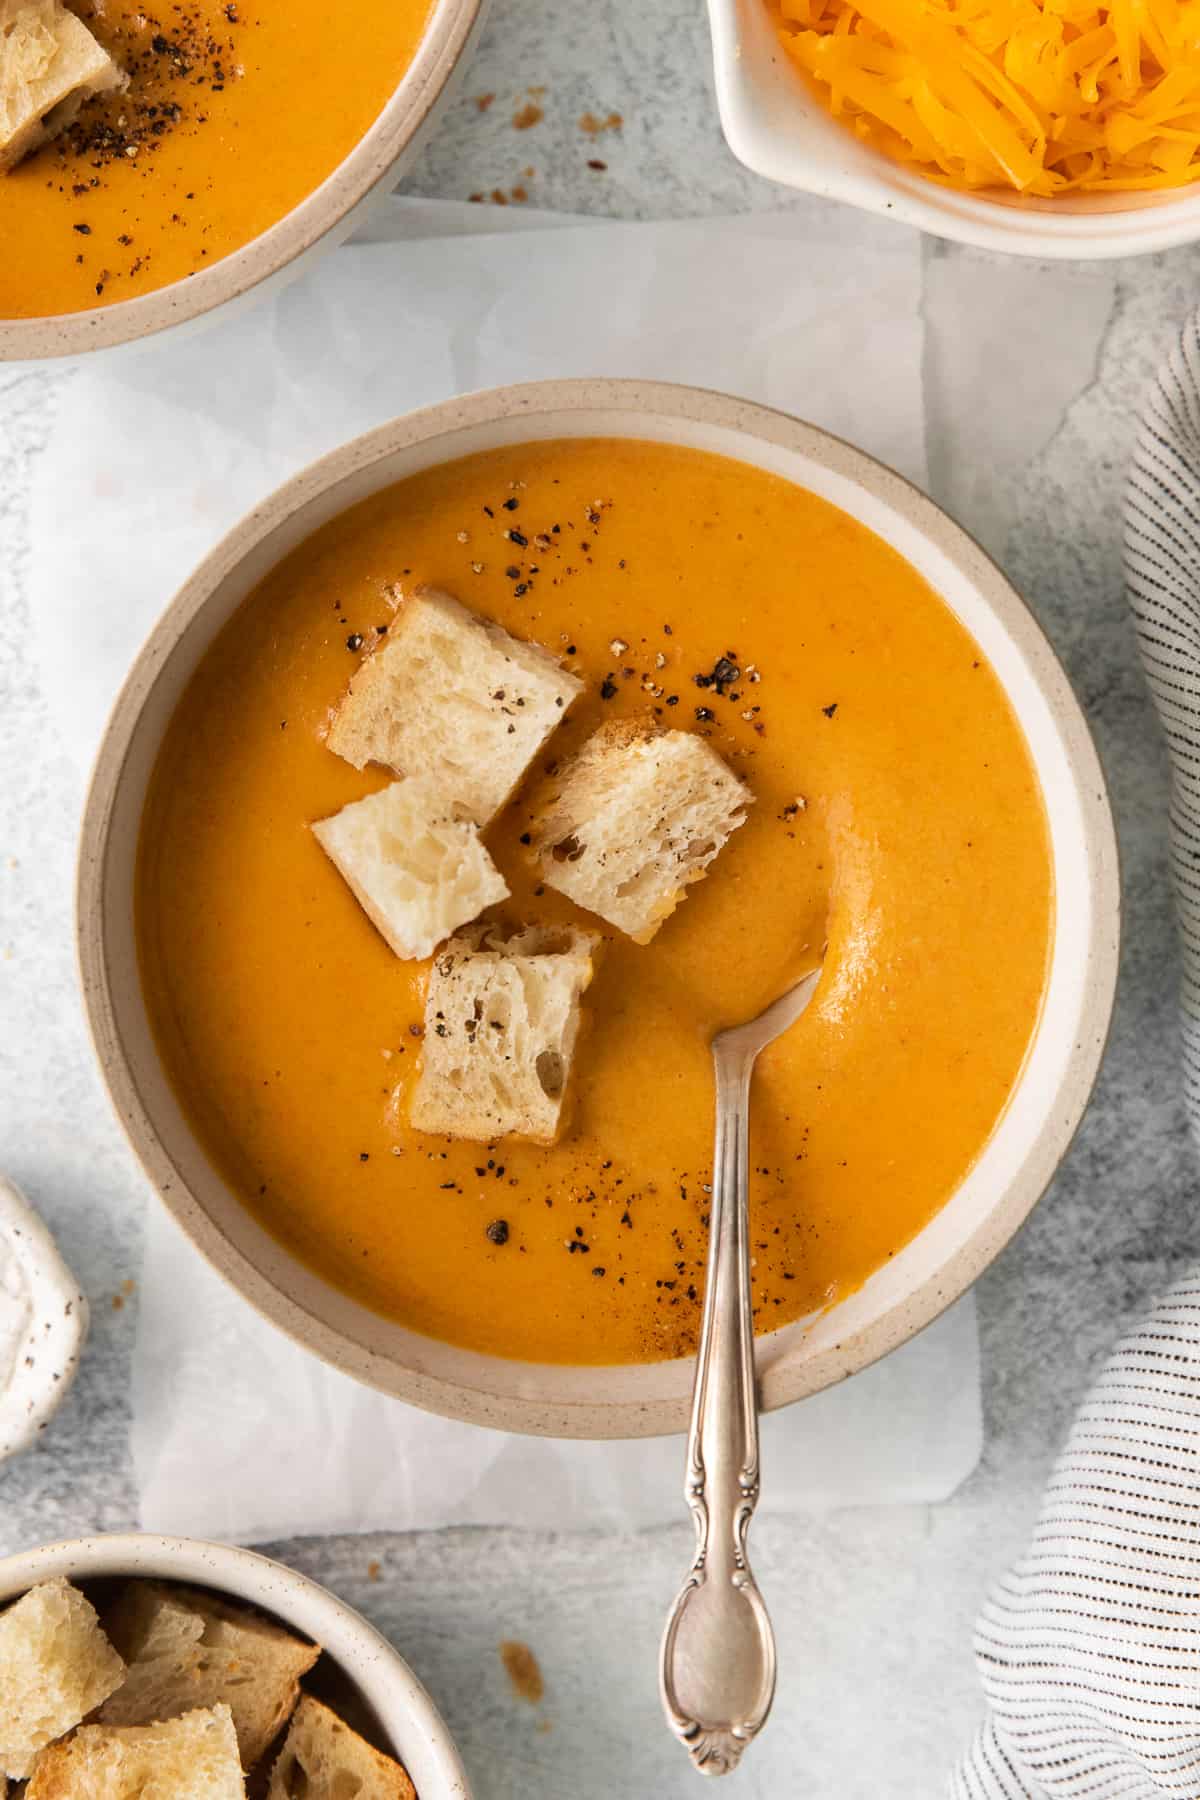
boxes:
[499,1639,544,1704]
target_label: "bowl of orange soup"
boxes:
[77,379,1119,1437]
[0,0,481,359]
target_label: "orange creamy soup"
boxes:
[136,438,1054,1367]
[1,0,431,319]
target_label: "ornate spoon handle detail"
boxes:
[660,1034,776,1778]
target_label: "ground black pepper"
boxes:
[37,3,248,295]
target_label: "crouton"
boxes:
[410,924,597,1144]
[26,1705,244,1799]
[1,1,124,173]
[98,1583,318,1770]
[267,1696,415,1800]
[326,588,582,824]
[0,1579,125,1780]
[531,721,751,942]
[311,777,508,960]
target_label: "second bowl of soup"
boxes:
[78,378,1119,1436]
[0,0,481,358]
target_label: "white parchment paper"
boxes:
[29,201,981,1538]
[136,1203,979,1538]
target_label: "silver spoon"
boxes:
[660,964,823,1777]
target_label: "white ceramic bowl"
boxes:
[0,1534,471,1797]
[0,1175,88,1461]
[708,0,1200,259]
[0,0,483,362]
[78,378,1120,1438]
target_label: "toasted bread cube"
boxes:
[411,925,597,1144]
[532,721,751,943]
[27,1705,244,1799]
[0,1,124,173]
[97,1583,318,1770]
[267,1696,415,1800]
[327,588,583,825]
[0,1579,125,1780]
[312,777,508,961]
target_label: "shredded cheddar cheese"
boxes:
[770,0,1200,194]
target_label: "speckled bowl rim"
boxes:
[0,1533,471,1797]
[76,377,1121,1438]
[0,0,482,362]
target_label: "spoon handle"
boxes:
[660,1039,776,1777]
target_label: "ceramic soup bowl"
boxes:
[77,377,1120,1437]
[0,0,483,362]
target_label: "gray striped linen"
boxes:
[950,316,1200,1798]
[1129,316,1200,1123]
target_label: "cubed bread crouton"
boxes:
[27,1704,244,1799]
[531,721,752,942]
[326,588,583,825]
[1,1,125,173]
[97,1583,318,1770]
[410,924,598,1144]
[0,1578,126,1780]
[312,777,508,960]
[267,1696,415,1800]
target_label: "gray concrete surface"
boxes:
[3,1,1200,1792]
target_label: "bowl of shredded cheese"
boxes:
[710,0,1200,255]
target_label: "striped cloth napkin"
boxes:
[952,314,1200,1798]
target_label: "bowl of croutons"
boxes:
[0,1534,470,1796]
